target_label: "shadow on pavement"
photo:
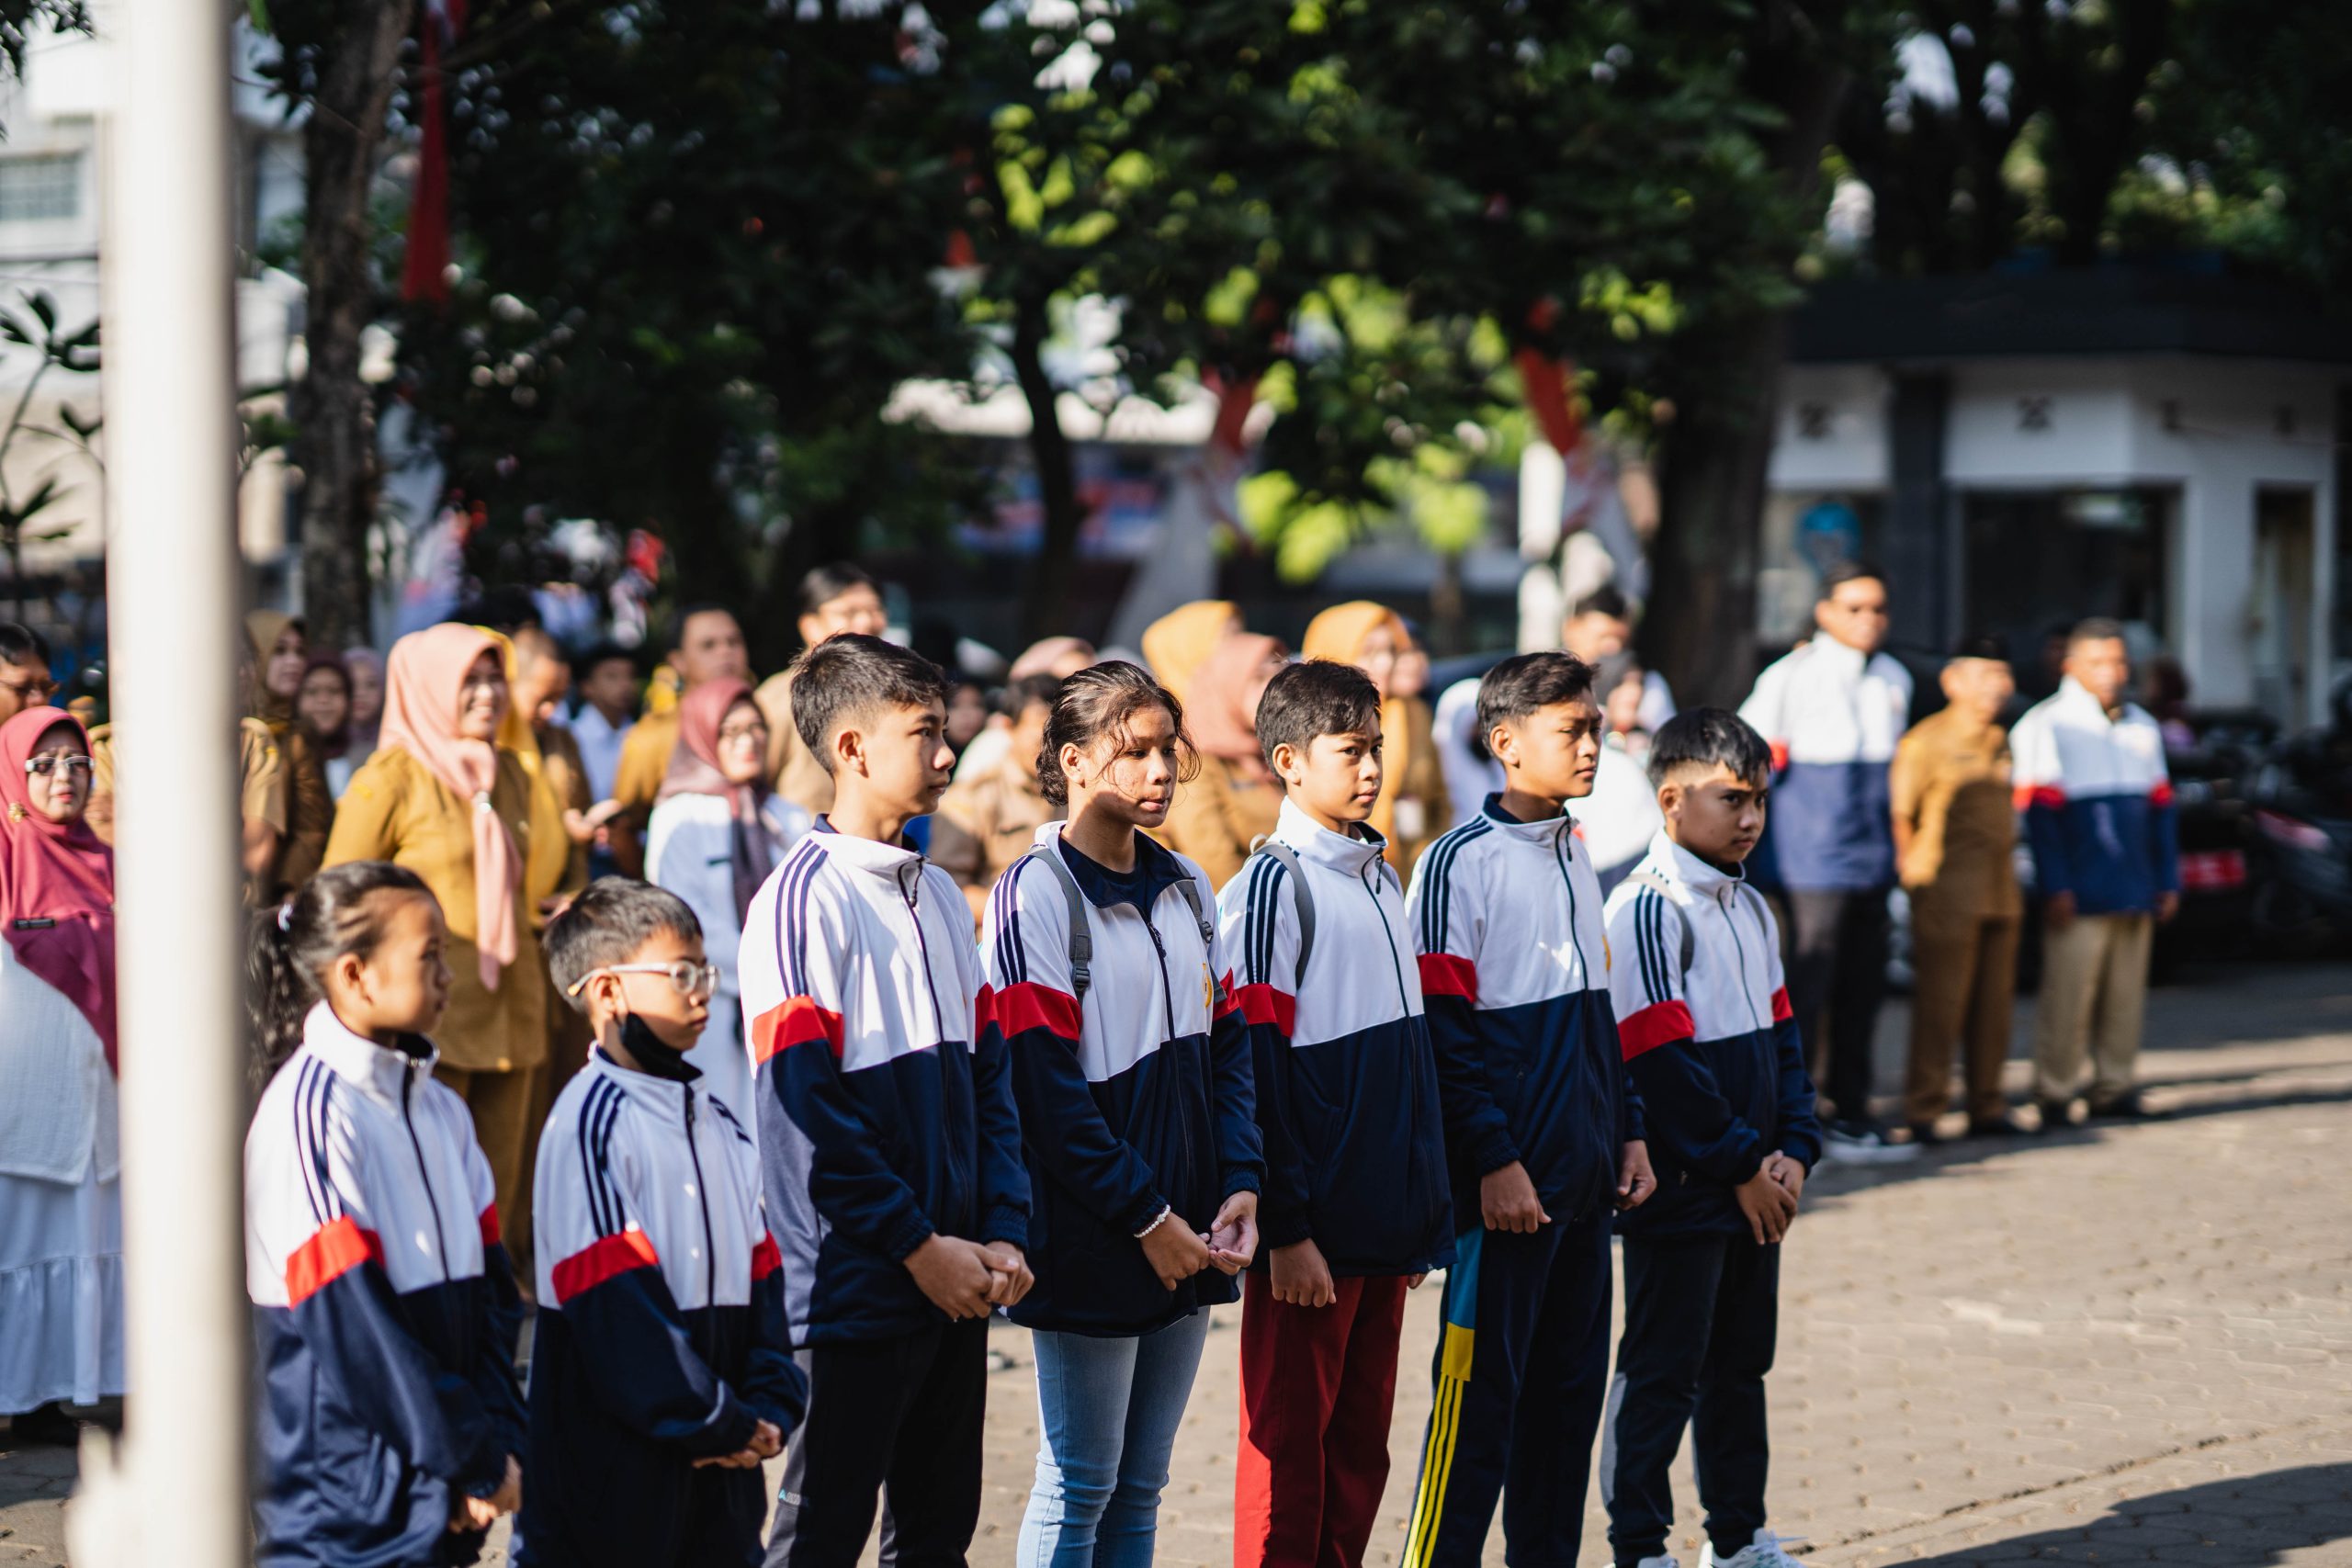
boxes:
[1877,1462,2352,1566]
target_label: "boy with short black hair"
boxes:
[739,632,1033,1568]
[1221,659,1453,1568]
[522,878,808,1568]
[1402,650,1654,1568]
[1601,709,1823,1568]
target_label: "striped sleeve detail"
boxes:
[1618,1000,1695,1061]
[1242,853,1287,987]
[989,981,1080,1038]
[1629,887,1679,1007]
[1415,818,1491,956]
[575,1078,630,1242]
[1417,953,1476,999]
[989,854,1034,986]
[550,1228,661,1304]
[286,1214,382,1306]
[292,1057,342,1226]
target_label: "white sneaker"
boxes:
[1699,1527,1808,1568]
[1817,1121,1921,1166]
[1632,1556,1680,1568]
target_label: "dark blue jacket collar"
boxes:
[1052,827,1193,913]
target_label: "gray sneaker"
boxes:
[1818,1120,1922,1166]
[1700,1528,1809,1568]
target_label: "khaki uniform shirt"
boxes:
[932,753,1061,927]
[754,669,837,819]
[1891,705,2021,919]
[323,747,563,1073]
[1149,753,1283,893]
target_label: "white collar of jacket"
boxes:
[2054,676,2149,728]
[1640,828,1748,899]
[1478,793,1578,846]
[302,1001,438,1107]
[1271,796,1389,881]
[811,816,928,892]
[581,1045,697,1115]
[1809,636,1870,679]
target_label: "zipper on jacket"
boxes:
[400,1069,451,1282]
[682,1084,718,1348]
[900,864,947,1043]
[1551,828,1589,984]
[1719,887,1765,1031]
[1359,858,1411,1011]
[1144,917,1179,1040]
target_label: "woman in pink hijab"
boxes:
[322,623,567,1245]
[0,705,122,1441]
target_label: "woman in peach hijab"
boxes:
[1151,628,1287,889]
[322,623,568,1241]
[1303,601,1451,876]
[1140,599,1240,705]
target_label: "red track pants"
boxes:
[1235,1270,1411,1568]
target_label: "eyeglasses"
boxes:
[0,678,56,702]
[565,960,719,1002]
[25,754,93,778]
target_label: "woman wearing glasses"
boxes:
[323,623,577,1257]
[644,677,810,1126]
[0,705,122,1446]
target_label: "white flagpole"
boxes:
[73,0,249,1561]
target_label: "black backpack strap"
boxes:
[1019,844,1093,1006]
[1246,838,1316,990]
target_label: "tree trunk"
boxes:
[290,0,412,648]
[1645,7,1853,708]
[1012,295,1084,643]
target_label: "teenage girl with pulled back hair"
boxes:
[979,661,1267,1567]
[243,862,527,1568]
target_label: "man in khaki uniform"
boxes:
[1893,637,2026,1141]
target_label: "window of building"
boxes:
[1962,488,2171,702]
[0,153,84,223]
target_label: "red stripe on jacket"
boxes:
[1770,986,1793,1023]
[2014,784,2067,811]
[751,1233,783,1282]
[2147,780,2175,808]
[751,995,846,1066]
[1233,983,1296,1036]
[1618,999,1695,1062]
[1215,970,1241,1021]
[551,1228,662,1305]
[1418,953,1476,1000]
[478,1204,501,1247]
[286,1215,383,1307]
[989,980,1082,1039]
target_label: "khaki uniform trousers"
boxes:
[2030,912,2153,1106]
[1903,898,2020,1125]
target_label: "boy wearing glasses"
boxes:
[523,878,809,1568]
[741,633,1032,1568]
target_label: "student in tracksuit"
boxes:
[1403,651,1654,1568]
[518,880,808,1568]
[1737,561,1916,1163]
[2009,618,2178,1123]
[1601,709,1823,1568]
[243,862,526,1568]
[978,660,1264,1568]
[1221,660,1453,1568]
[740,634,1034,1568]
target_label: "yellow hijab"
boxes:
[243,609,301,728]
[1141,600,1239,705]
[1303,601,1422,848]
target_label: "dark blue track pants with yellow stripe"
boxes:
[1401,1213,1612,1567]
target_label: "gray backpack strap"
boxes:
[1624,870,1695,973]
[1246,839,1316,989]
[1019,844,1094,1005]
[1171,874,1215,953]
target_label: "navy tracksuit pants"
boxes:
[1402,1212,1612,1568]
[1603,1235,1781,1565]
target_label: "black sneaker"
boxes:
[2087,1090,2162,1122]
[1967,1112,2030,1139]
[1905,1120,1948,1147]
[6,1402,80,1447]
[2033,1098,2076,1133]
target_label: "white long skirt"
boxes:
[0,1165,125,1410]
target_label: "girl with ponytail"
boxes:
[243,861,527,1567]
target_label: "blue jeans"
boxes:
[1017,1308,1214,1568]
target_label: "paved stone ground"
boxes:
[7,957,2351,1567]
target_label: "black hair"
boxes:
[0,621,51,669]
[1476,650,1598,741]
[1950,633,2010,663]
[545,878,704,1011]
[668,602,741,649]
[1646,706,1772,789]
[2068,615,2126,649]
[1818,559,1886,599]
[246,862,436,1092]
[999,672,1063,722]
[1570,585,1631,622]
[1256,659,1381,769]
[577,641,639,679]
[788,632,949,775]
[1037,660,1198,809]
[797,562,879,621]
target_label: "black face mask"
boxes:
[618,1010,699,1083]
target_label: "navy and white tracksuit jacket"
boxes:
[979,824,1264,1337]
[2009,678,2179,916]
[1738,639,1913,891]
[739,821,1030,1347]
[514,1050,808,1568]
[1408,797,1642,1222]
[1603,830,1823,1238]
[244,1004,526,1568]
[1216,799,1453,1276]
